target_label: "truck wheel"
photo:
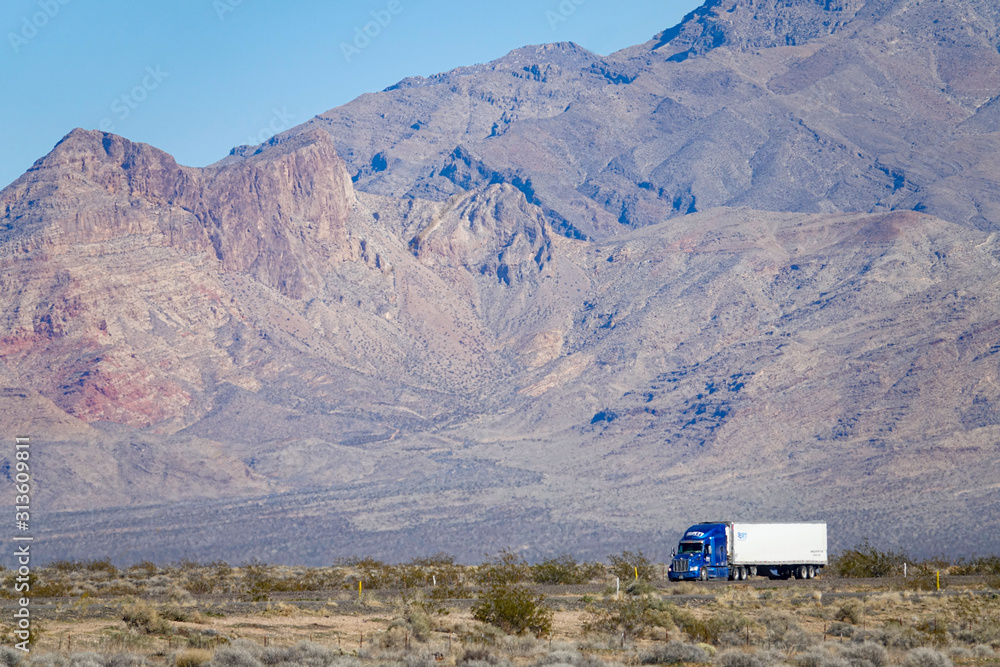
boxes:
[699,567,708,581]
[739,566,748,581]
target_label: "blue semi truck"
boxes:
[668,522,827,581]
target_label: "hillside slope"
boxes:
[3,0,1000,563]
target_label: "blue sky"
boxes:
[1,0,702,189]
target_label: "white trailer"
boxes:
[730,522,827,580]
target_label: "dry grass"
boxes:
[6,558,1000,667]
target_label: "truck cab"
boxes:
[668,523,730,581]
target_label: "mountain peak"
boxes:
[653,0,867,61]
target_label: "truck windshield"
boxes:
[678,541,703,554]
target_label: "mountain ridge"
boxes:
[3,0,1000,563]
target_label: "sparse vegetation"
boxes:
[12,551,1000,667]
[472,581,553,636]
[607,551,656,584]
[830,541,907,578]
[530,555,604,585]
[121,601,173,636]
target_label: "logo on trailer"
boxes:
[737,532,748,541]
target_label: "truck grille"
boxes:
[672,558,689,573]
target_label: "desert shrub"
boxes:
[497,634,541,659]
[85,559,119,576]
[827,622,854,639]
[121,601,172,635]
[476,551,531,586]
[176,650,212,667]
[913,617,949,646]
[386,605,433,643]
[67,654,105,667]
[640,641,710,664]
[187,630,224,650]
[258,641,341,667]
[458,646,511,667]
[838,642,887,667]
[831,542,906,578]
[583,595,659,640]
[796,650,850,667]
[0,647,23,667]
[340,557,398,590]
[530,555,604,585]
[211,643,262,667]
[714,650,768,667]
[953,556,1000,576]
[127,561,159,577]
[834,600,864,625]
[853,624,923,651]
[405,606,433,641]
[530,648,577,666]
[945,647,971,662]
[624,580,660,596]
[972,645,995,658]
[607,551,656,583]
[25,654,67,667]
[296,568,343,592]
[238,560,273,602]
[100,656,148,667]
[410,553,468,589]
[100,581,143,597]
[48,560,85,573]
[159,605,202,623]
[668,608,747,646]
[401,650,442,667]
[759,611,814,650]
[472,582,552,635]
[429,582,474,600]
[901,648,952,667]
[32,577,73,597]
[183,574,217,596]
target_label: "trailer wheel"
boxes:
[699,567,708,581]
[796,565,808,579]
[807,565,816,579]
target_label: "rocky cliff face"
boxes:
[3,0,1000,562]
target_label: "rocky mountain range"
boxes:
[3,0,1000,564]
